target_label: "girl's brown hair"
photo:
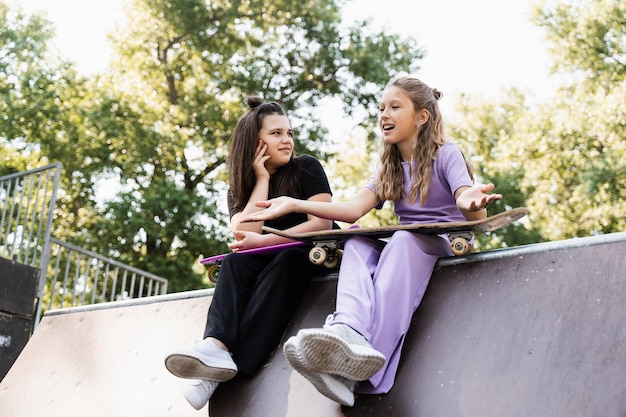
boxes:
[376,76,473,204]
[228,97,301,210]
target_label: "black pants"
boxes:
[203,247,326,375]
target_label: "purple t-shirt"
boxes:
[365,142,473,224]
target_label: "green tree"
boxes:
[530,0,626,237]
[449,0,625,244]
[450,89,544,249]
[533,0,626,90]
[1,0,424,292]
[0,3,58,174]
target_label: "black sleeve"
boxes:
[226,155,336,229]
[226,190,238,219]
[297,155,333,200]
[292,155,340,230]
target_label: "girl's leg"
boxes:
[203,252,269,349]
[166,249,320,408]
[330,237,384,338]
[286,238,386,381]
[229,247,325,374]
[165,252,266,382]
[360,231,451,393]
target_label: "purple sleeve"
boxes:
[439,143,474,195]
[364,174,385,209]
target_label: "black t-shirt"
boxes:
[227,154,334,231]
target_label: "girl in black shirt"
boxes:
[164,97,336,409]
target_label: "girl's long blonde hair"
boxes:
[376,76,473,204]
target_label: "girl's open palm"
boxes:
[457,184,502,211]
[243,196,296,222]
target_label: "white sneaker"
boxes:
[165,339,238,382]
[283,336,356,407]
[297,324,386,381]
[180,379,219,410]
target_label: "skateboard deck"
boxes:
[200,241,306,283]
[263,207,528,264]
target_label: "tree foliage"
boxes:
[450,89,544,250]
[4,0,623,293]
[450,0,625,245]
[527,0,626,237]
[533,0,626,89]
[1,0,422,292]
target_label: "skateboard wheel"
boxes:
[323,255,339,269]
[323,249,343,269]
[309,247,327,265]
[324,249,343,269]
[450,238,471,256]
[207,265,220,284]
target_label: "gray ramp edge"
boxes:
[44,288,214,316]
[45,231,626,316]
[438,230,626,266]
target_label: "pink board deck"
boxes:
[200,241,306,266]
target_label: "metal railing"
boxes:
[38,238,168,320]
[0,162,60,281]
[1,163,169,326]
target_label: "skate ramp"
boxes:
[0,290,214,417]
[210,232,626,417]
[0,232,624,416]
[350,232,626,416]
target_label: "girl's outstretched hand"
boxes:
[457,183,502,211]
[241,196,297,222]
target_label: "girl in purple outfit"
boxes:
[244,76,502,406]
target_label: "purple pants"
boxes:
[328,230,452,394]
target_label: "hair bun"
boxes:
[432,88,443,101]
[246,96,264,109]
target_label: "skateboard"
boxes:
[200,241,306,283]
[263,207,528,265]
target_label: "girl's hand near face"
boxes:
[252,141,271,181]
[229,141,273,234]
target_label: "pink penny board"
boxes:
[200,241,306,266]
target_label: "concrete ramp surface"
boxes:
[0,232,625,416]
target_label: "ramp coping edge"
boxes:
[44,231,626,317]
[44,288,214,317]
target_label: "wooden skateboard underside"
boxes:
[263,207,528,261]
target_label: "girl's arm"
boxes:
[242,187,379,225]
[228,192,336,251]
[455,183,502,221]
[229,176,269,234]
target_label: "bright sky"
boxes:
[16,0,554,117]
